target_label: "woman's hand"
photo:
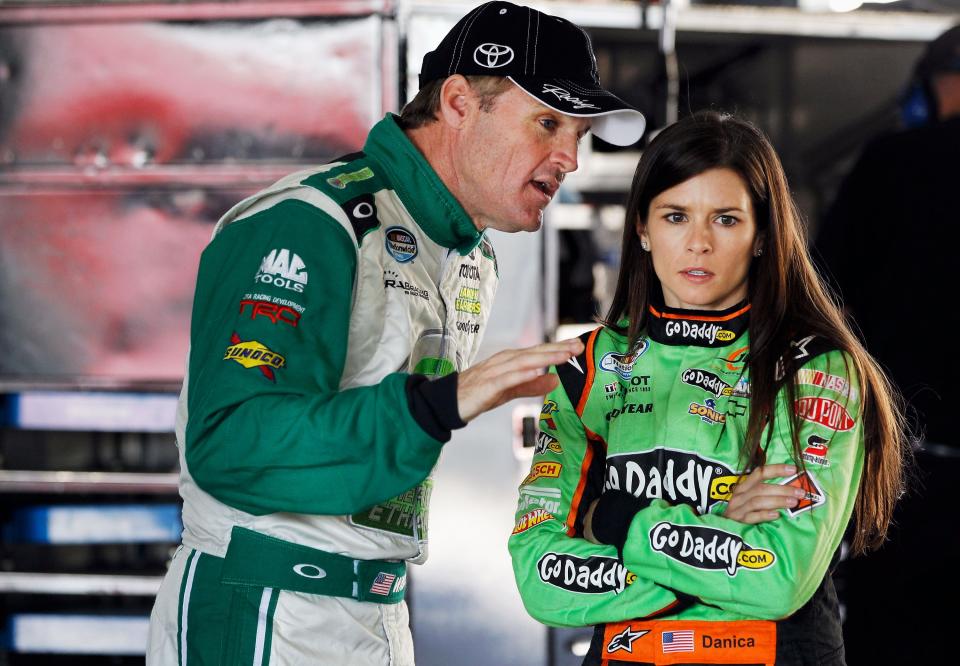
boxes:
[723,464,804,524]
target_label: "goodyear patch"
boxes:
[649,522,775,576]
[512,508,555,535]
[522,461,562,486]
[327,166,374,189]
[224,333,285,382]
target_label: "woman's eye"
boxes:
[665,213,685,224]
[717,215,738,226]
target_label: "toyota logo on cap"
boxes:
[473,43,514,68]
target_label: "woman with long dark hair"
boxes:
[509,111,908,665]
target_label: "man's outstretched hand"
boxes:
[457,339,584,423]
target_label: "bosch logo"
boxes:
[473,43,514,68]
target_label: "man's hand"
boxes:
[722,464,803,524]
[457,339,584,423]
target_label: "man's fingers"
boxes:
[456,339,584,422]
[757,464,797,481]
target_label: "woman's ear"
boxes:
[637,219,651,252]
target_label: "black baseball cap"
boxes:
[419,1,646,146]
[917,23,960,80]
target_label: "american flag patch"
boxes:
[662,630,694,653]
[370,572,396,596]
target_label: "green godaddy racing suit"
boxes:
[147,114,498,666]
[509,302,862,666]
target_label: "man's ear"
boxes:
[438,75,474,128]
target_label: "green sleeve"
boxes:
[619,350,864,619]
[508,368,678,627]
[184,199,443,516]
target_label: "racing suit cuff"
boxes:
[405,373,466,443]
[591,490,651,552]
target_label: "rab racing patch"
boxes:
[224,333,286,382]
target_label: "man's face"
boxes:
[453,84,590,233]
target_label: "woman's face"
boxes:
[640,167,760,311]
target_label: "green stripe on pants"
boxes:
[177,550,279,665]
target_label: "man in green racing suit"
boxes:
[147,2,647,664]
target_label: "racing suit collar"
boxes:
[647,299,751,347]
[364,114,485,255]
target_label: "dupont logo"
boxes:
[794,397,855,431]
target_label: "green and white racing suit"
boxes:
[510,302,861,666]
[148,115,498,665]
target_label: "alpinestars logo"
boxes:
[255,249,308,293]
[607,626,649,654]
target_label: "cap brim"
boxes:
[509,76,645,147]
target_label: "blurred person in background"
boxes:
[510,111,908,666]
[815,23,959,665]
[145,2,646,664]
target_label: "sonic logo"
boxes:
[224,333,286,381]
[512,509,555,534]
[689,399,726,425]
[523,462,562,485]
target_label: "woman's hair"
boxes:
[604,110,909,555]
